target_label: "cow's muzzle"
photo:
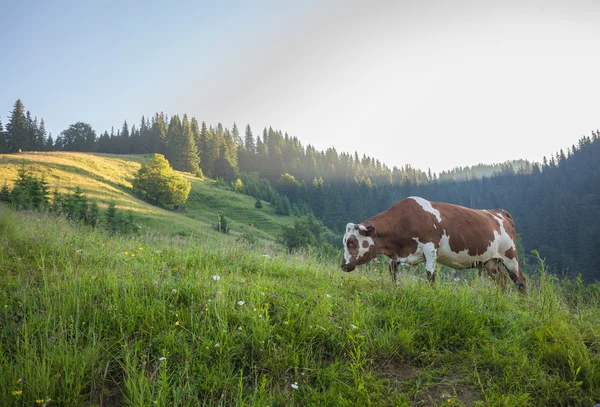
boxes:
[341,263,355,272]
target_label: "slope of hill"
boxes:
[0,207,598,406]
[0,152,295,240]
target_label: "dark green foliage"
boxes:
[278,214,335,255]
[0,183,10,202]
[274,194,291,216]
[8,165,49,210]
[0,119,7,153]
[254,198,262,209]
[165,115,200,174]
[216,211,230,233]
[5,99,27,152]
[105,202,119,234]
[59,122,96,151]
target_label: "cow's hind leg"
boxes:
[483,259,507,290]
[389,259,399,285]
[501,257,527,294]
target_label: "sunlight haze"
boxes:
[1,0,599,173]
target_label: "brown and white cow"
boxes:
[341,196,527,293]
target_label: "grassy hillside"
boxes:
[0,152,295,240]
[1,208,599,406]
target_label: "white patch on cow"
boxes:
[436,214,517,270]
[342,223,374,265]
[409,196,442,222]
[417,239,438,274]
[394,238,438,275]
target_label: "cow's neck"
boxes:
[366,217,395,258]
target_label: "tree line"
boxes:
[2,99,599,281]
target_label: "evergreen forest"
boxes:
[1,99,598,281]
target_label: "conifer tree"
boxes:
[121,120,130,153]
[0,119,6,153]
[6,99,27,152]
[198,121,214,177]
[190,117,202,171]
[165,115,200,173]
[244,124,255,153]
[152,113,168,155]
[37,119,47,151]
[25,111,35,151]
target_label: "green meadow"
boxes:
[0,152,599,406]
[1,207,599,406]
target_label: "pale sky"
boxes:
[1,0,599,173]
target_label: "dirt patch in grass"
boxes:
[415,380,480,406]
[374,357,481,406]
[375,356,419,380]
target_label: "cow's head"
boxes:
[341,222,377,272]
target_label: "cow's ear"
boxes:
[357,224,375,237]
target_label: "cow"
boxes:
[341,196,527,293]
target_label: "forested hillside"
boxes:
[1,99,598,280]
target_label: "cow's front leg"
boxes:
[422,242,438,285]
[389,259,399,285]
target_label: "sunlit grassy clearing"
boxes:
[0,152,296,240]
[1,208,599,406]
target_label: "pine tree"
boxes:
[165,115,200,173]
[151,113,168,154]
[25,111,35,151]
[214,144,237,181]
[121,120,130,153]
[37,119,47,151]
[0,119,6,153]
[45,132,54,151]
[6,99,27,152]
[232,122,241,147]
[198,121,214,177]
[190,117,202,174]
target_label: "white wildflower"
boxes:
[291,382,298,390]
[213,275,221,281]
[237,300,245,306]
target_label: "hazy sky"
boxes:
[1,0,599,173]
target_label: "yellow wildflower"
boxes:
[36,399,45,404]
[139,247,143,250]
[175,321,180,326]
[131,253,135,257]
[12,390,22,396]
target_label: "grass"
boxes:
[0,152,295,240]
[1,207,599,406]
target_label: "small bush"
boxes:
[237,227,258,246]
[133,154,191,207]
[216,211,230,233]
